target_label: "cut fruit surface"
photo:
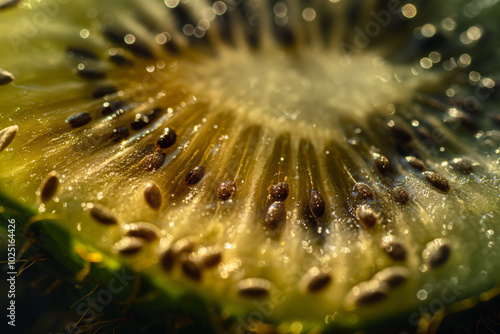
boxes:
[1,0,500,332]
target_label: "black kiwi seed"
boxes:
[416,127,433,142]
[300,267,332,294]
[381,239,407,261]
[270,182,289,201]
[0,0,19,10]
[309,189,325,218]
[390,124,413,143]
[143,152,166,171]
[38,171,59,203]
[406,156,426,171]
[110,126,129,142]
[109,53,133,66]
[172,237,197,255]
[451,97,482,114]
[66,47,98,60]
[450,158,473,174]
[424,171,450,192]
[445,109,477,131]
[217,181,237,201]
[185,166,205,185]
[88,203,118,225]
[181,259,202,281]
[237,278,272,298]
[160,248,175,272]
[345,281,389,307]
[92,85,118,99]
[66,112,91,128]
[196,247,223,268]
[144,182,162,211]
[131,113,149,130]
[352,183,375,201]
[156,127,177,149]
[0,125,18,152]
[356,205,377,228]
[101,101,126,116]
[373,154,392,175]
[373,267,410,289]
[103,27,153,59]
[492,114,500,126]
[124,222,161,242]
[0,69,14,85]
[423,238,451,269]
[76,66,106,79]
[393,186,410,205]
[131,108,161,130]
[264,201,286,230]
[113,237,144,256]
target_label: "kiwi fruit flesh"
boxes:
[0,0,500,332]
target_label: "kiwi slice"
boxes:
[1,0,500,332]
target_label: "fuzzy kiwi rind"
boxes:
[1,0,500,332]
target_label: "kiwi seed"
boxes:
[423,238,451,269]
[344,280,389,308]
[356,205,378,228]
[92,85,118,99]
[161,239,196,272]
[389,124,413,143]
[0,69,14,85]
[131,113,150,130]
[444,108,477,131]
[237,278,272,298]
[0,0,19,10]
[352,183,375,201]
[406,156,426,171]
[109,53,133,66]
[450,158,473,174]
[144,182,162,211]
[76,66,106,79]
[88,203,118,226]
[373,153,393,175]
[381,239,407,261]
[264,201,286,230]
[160,248,176,272]
[270,182,289,201]
[181,259,202,281]
[110,126,129,142]
[38,171,59,203]
[299,267,332,294]
[193,246,223,269]
[172,237,197,255]
[185,166,205,185]
[451,97,482,114]
[393,186,410,205]
[156,127,177,149]
[66,46,98,60]
[492,114,500,126]
[113,236,145,255]
[123,222,161,242]
[0,125,18,152]
[372,267,410,289]
[103,26,153,58]
[309,189,325,218]
[424,171,450,192]
[217,181,237,201]
[143,152,166,171]
[66,112,91,128]
[101,101,126,116]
